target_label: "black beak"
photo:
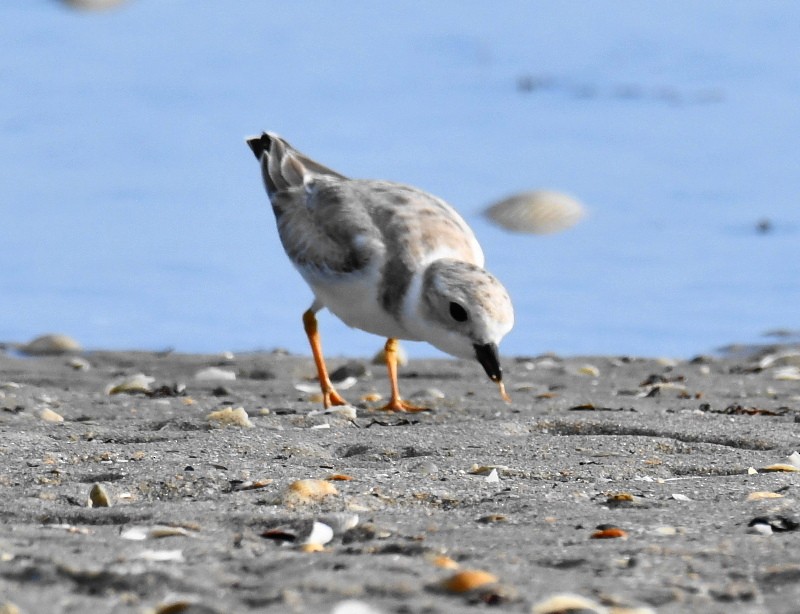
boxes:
[474,343,502,382]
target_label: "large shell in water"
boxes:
[484,190,586,234]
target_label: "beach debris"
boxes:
[468,464,509,476]
[748,515,799,533]
[206,407,253,428]
[88,483,111,507]
[747,467,759,475]
[484,190,586,234]
[135,549,184,562]
[747,522,773,536]
[760,463,800,473]
[372,343,408,366]
[326,473,354,481]
[590,525,628,539]
[430,554,460,569]
[788,451,800,468]
[441,569,498,593]
[121,525,194,540]
[194,367,236,381]
[746,491,784,502]
[330,600,384,614]
[532,593,606,614]
[361,392,383,403]
[231,479,273,492]
[105,373,154,395]
[283,479,338,506]
[484,468,500,483]
[409,387,446,401]
[19,333,81,356]
[67,356,91,371]
[0,603,21,614]
[39,407,64,423]
[576,364,600,377]
[759,349,800,369]
[308,405,358,422]
[146,599,202,614]
[773,366,800,380]
[670,493,691,502]
[477,514,508,524]
[318,512,359,535]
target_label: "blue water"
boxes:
[2,1,799,359]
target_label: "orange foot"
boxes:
[378,398,430,413]
[322,387,349,409]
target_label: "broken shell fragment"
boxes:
[194,367,236,381]
[88,483,111,508]
[430,554,460,569]
[301,521,334,547]
[746,491,784,501]
[441,569,499,593]
[39,408,64,423]
[484,190,586,234]
[20,334,81,356]
[761,464,800,473]
[206,407,254,428]
[105,373,154,395]
[590,526,628,539]
[532,593,606,614]
[284,479,339,505]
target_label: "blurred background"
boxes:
[2,0,799,358]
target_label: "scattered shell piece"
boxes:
[148,599,196,614]
[318,512,359,534]
[773,366,800,381]
[747,491,784,502]
[532,593,606,614]
[20,333,81,355]
[652,526,678,536]
[485,469,500,483]
[747,523,773,536]
[231,479,273,491]
[308,405,358,421]
[372,343,408,366]
[105,373,154,395]
[88,483,111,508]
[284,479,338,505]
[121,525,193,540]
[441,569,499,593]
[206,407,253,428]
[671,493,691,502]
[39,408,64,423]
[67,356,91,371]
[299,543,326,553]
[747,467,758,475]
[301,521,334,547]
[195,367,236,381]
[469,464,509,476]
[577,364,600,377]
[788,451,800,469]
[134,549,184,562]
[590,526,628,539]
[330,600,384,614]
[430,554,460,569]
[484,190,586,234]
[0,603,22,614]
[760,464,800,473]
[327,474,354,481]
[361,392,383,403]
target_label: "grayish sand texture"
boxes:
[1,346,800,613]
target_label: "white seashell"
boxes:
[484,190,586,234]
[134,549,184,562]
[20,334,81,356]
[485,469,500,483]
[39,408,64,423]
[301,521,334,546]
[671,493,691,502]
[194,367,236,381]
[773,366,800,381]
[105,373,154,395]
[331,600,384,614]
[788,451,800,469]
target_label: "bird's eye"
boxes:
[449,302,469,322]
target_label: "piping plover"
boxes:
[246,133,513,411]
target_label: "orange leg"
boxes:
[302,309,347,408]
[379,338,428,412]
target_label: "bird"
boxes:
[246,132,514,412]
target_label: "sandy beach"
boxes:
[1,344,800,613]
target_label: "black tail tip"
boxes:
[246,132,272,159]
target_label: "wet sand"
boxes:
[1,345,800,613]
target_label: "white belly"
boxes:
[302,267,415,340]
